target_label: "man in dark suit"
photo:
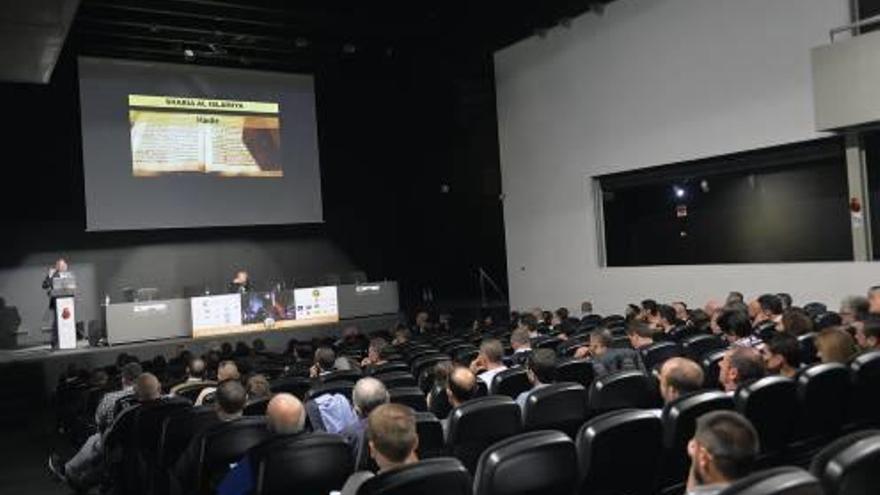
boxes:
[228,270,252,293]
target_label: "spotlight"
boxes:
[700,180,710,193]
[183,48,195,61]
[674,186,685,199]
[294,37,309,49]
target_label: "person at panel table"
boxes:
[228,270,252,294]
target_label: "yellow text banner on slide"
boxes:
[128,94,279,114]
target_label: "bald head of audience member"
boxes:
[446,366,477,408]
[352,377,390,419]
[135,373,162,402]
[719,347,766,392]
[217,360,240,382]
[187,358,206,380]
[367,403,419,472]
[266,393,305,435]
[659,358,705,404]
[215,379,247,421]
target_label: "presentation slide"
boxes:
[78,57,323,231]
[191,286,339,339]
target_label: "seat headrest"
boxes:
[718,467,822,495]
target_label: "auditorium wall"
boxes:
[493,0,872,313]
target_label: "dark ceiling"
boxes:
[71,0,617,71]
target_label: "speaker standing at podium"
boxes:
[42,257,77,350]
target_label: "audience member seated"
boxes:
[780,308,815,337]
[426,361,454,415]
[673,302,690,324]
[718,347,766,392]
[642,299,660,326]
[854,318,880,352]
[310,347,338,380]
[749,294,784,329]
[170,358,209,394]
[868,286,880,315]
[515,349,556,409]
[339,403,420,495]
[659,357,705,404]
[412,309,431,336]
[217,393,306,495]
[717,309,760,347]
[656,304,679,334]
[685,411,760,495]
[760,333,801,379]
[840,296,870,325]
[441,367,478,435]
[815,327,858,364]
[626,321,656,350]
[361,338,390,373]
[518,313,540,339]
[196,360,240,405]
[173,379,249,493]
[341,377,390,467]
[469,339,508,387]
[575,328,641,375]
[509,328,533,367]
[48,362,143,490]
[246,374,272,402]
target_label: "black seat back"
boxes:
[389,386,428,412]
[718,466,822,495]
[198,416,270,494]
[555,358,595,389]
[252,432,353,495]
[577,409,663,495]
[371,361,409,375]
[660,390,735,488]
[522,382,589,439]
[640,342,683,371]
[798,333,820,365]
[702,349,728,390]
[158,406,219,467]
[358,457,472,495]
[321,369,363,383]
[491,368,531,398]
[269,376,311,400]
[810,430,880,495]
[474,430,577,495]
[244,397,270,416]
[682,334,727,361]
[588,370,655,413]
[305,381,355,401]
[174,382,216,403]
[375,371,417,389]
[850,351,880,428]
[446,395,522,473]
[795,363,850,441]
[414,412,446,459]
[133,398,192,464]
[734,376,798,454]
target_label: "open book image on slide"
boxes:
[129,94,283,177]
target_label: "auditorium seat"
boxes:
[173,381,216,403]
[682,334,727,361]
[795,363,850,443]
[753,321,778,343]
[428,384,453,419]
[197,416,270,494]
[473,430,577,495]
[815,312,843,331]
[555,358,595,389]
[803,303,828,319]
[659,390,735,490]
[244,397,270,416]
[407,348,442,364]
[411,355,452,392]
[250,431,353,495]
[158,406,220,468]
[374,371,417,389]
[576,409,663,495]
[718,466,823,495]
[357,457,472,495]
[588,370,656,414]
[558,336,590,357]
[446,395,522,473]
[321,369,363,383]
[532,336,563,351]
[849,351,880,428]
[131,397,191,469]
[269,375,311,400]
[640,342,683,371]
[305,381,355,402]
[701,349,728,390]
[491,368,531,398]
[454,348,479,367]
[810,430,880,495]
[522,382,589,439]
[798,333,820,366]
[389,386,428,412]
[414,412,446,459]
[610,335,632,349]
[734,376,798,456]
[370,361,409,375]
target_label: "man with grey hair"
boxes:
[840,295,870,325]
[341,377,390,468]
[469,338,508,386]
[509,328,533,367]
[217,393,306,495]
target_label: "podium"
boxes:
[50,274,77,350]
